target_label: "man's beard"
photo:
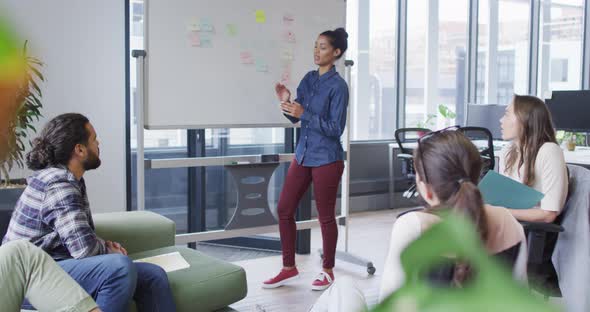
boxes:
[83,149,101,171]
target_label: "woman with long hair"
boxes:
[499,95,569,222]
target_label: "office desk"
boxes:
[388,142,590,207]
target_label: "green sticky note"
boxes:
[226,24,238,36]
[478,171,544,209]
[255,58,268,72]
[200,17,214,32]
[200,33,212,48]
[255,10,266,23]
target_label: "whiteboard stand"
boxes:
[318,60,376,275]
[133,51,374,274]
[132,49,147,211]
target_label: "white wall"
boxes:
[1,1,127,213]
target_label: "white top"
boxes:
[499,142,569,213]
[378,206,527,302]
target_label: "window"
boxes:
[538,0,585,99]
[348,0,397,140]
[477,0,531,105]
[551,59,569,82]
[405,0,468,129]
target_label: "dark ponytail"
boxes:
[447,181,488,242]
[414,131,488,286]
[26,113,90,170]
[447,180,487,286]
[320,27,348,59]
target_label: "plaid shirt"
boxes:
[2,167,107,260]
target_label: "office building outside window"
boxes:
[537,0,585,100]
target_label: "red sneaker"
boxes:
[311,271,334,291]
[262,268,299,289]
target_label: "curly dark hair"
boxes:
[26,113,91,170]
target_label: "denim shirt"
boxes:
[286,66,349,167]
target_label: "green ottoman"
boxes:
[94,211,248,311]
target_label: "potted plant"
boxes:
[0,41,44,227]
[416,114,436,137]
[557,131,586,152]
[437,104,457,128]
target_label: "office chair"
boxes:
[520,166,572,299]
[459,126,495,177]
[521,220,563,298]
[394,128,431,199]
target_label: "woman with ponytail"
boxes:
[378,129,527,301]
[310,129,527,312]
[264,28,349,291]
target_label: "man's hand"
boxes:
[106,241,128,256]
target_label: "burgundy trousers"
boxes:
[278,159,344,269]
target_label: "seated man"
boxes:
[3,113,176,312]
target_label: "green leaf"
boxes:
[30,66,44,81]
[27,58,43,66]
[31,95,42,108]
[31,79,42,95]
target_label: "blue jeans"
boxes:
[23,254,176,312]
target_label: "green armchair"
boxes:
[93,211,247,312]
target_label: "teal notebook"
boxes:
[478,171,544,209]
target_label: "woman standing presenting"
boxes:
[263,28,349,291]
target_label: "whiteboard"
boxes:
[144,0,347,129]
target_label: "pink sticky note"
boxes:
[280,64,292,84]
[280,71,291,85]
[188,31,200,47]
[240,52,254,64]
[283,30,296,43]
[283,14,295,26]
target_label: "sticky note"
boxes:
[283,30,296,43]
[255,58,269,72]
[226,24,238,36]
[240,51,254,64]
[280,71,291,85]
[200,18,214,32]
[283,14,295,25]
[280,48,294,61]
[186,18,201,31]
[188,31,200,47]
[255,10,266,23]
[200,33,212,48]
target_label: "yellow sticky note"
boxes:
[255,10,266,23]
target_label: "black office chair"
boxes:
[394,128,431,198]
[520,166,574,299]
[521,220,563,298]
[459,126,495,177]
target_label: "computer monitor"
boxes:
[465,104,506,140]
[545,90,590,132]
